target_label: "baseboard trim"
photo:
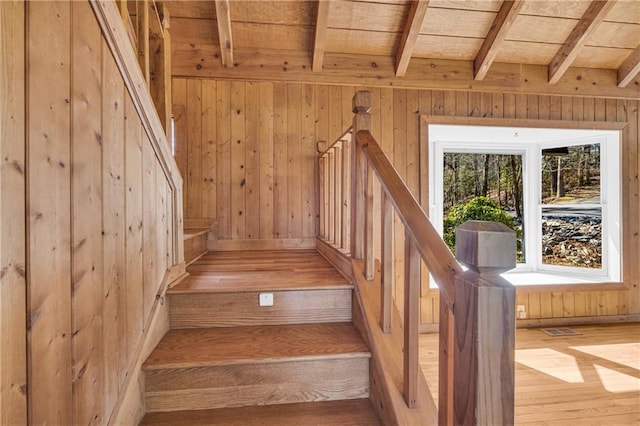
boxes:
[418,313,640,334]
[316,238,353,282]
[207,238,316,251]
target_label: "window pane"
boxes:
[443,153,525,263]
[541,206,602,269]
[541,143,600,204]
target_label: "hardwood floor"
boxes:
[420,323,640,425]
[140,399,382,425]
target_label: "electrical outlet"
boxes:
[259,292,274,307]
[517,304,527,319]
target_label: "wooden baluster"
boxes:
[364,161,374,279]
[136,0,150,85]
[380,190,393,333]
[327,149,335,244]
[334,145,342,247]
[350,91,371,260]
[323,153,330,241]
[341,140,351,253]
[438,303,455,426]
[404,230,420,408]
[453,221,516,425]
[318,156,325,239]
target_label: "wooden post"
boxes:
[350,91,371,260]
[453,221,516,426]
[334,144,342,247]
[364,161,374,279]
[136,0,150,85]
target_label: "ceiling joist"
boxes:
[312,0,330,72]
[617,44,640,88]
[474,0,525,81]
[395,0,429,77]
[215,0,233,67]
[548,0,616,84]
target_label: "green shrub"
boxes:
[443,196,518,252]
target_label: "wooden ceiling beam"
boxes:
[395,0,429,77]
[474,0,525,81]
[214,0,233,67]
[548,0,616,84]
[312,0,330,72]
[617,44,640,88]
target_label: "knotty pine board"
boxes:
[0,1,27,424]
[173,78,639,326]
[21,2,181,423]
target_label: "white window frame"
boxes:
[428,124,621,285]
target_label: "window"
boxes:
[428,124,621,285]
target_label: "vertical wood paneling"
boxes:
[287,84,303,238]
[258,82,274,239]
[216,80,231,239]
[230,81,246,238]
[201,80,217,219]
[24,3,181,423]
[102,28,127,409]
[72,3,105,423]
[302,84,316,239]
[124,94,144,379]
[245,82,260,239]
[0,1,27,423]
[273,83,288,238]
[27,2,73,423]
[186,79,202,218]
[172,79,187,209]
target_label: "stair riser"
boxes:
[169,289,352,328]
[145,357,370,412]
[184,234,207,266]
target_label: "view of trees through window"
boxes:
[442,143,602,270]
[442,153,525,262]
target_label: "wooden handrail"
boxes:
[319,91,516,425]
[318,126,352,156]
[356,130,462,307]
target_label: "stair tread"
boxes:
[140,399,382,425]
[144,323,370,370]
[171,250,351,294]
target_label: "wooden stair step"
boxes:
[144,323,369,369]
[143,324,371,412]
[183,228,208,266]
[140,399,382,425]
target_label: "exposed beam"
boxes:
[395,0,429,77]
[474,0,525,81]
[548,0,616,84]
[617,44,640,88]
[312,0,330,72]
[214,0,233,67]
[173,50,640,100]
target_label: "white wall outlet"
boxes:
[517,304,527,319]
[259,292,274,307]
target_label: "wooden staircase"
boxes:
[140,250,380,424]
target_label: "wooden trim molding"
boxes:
[421,115,629,132]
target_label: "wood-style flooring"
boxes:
[420,323,640,425]
[140,399,382,425]
[172,250,351,293]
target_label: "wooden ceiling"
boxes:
[165,0,640,96]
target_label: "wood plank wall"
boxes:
[174,78,639,327]
[0,1,27,424]
[0,2,180,424]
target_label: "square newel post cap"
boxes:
[455,220,516,273]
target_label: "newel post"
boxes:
[453,221,516,426]
[350,91,371,265]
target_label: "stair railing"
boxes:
[324,91,517,425]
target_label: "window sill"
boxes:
[501,271,625,292]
